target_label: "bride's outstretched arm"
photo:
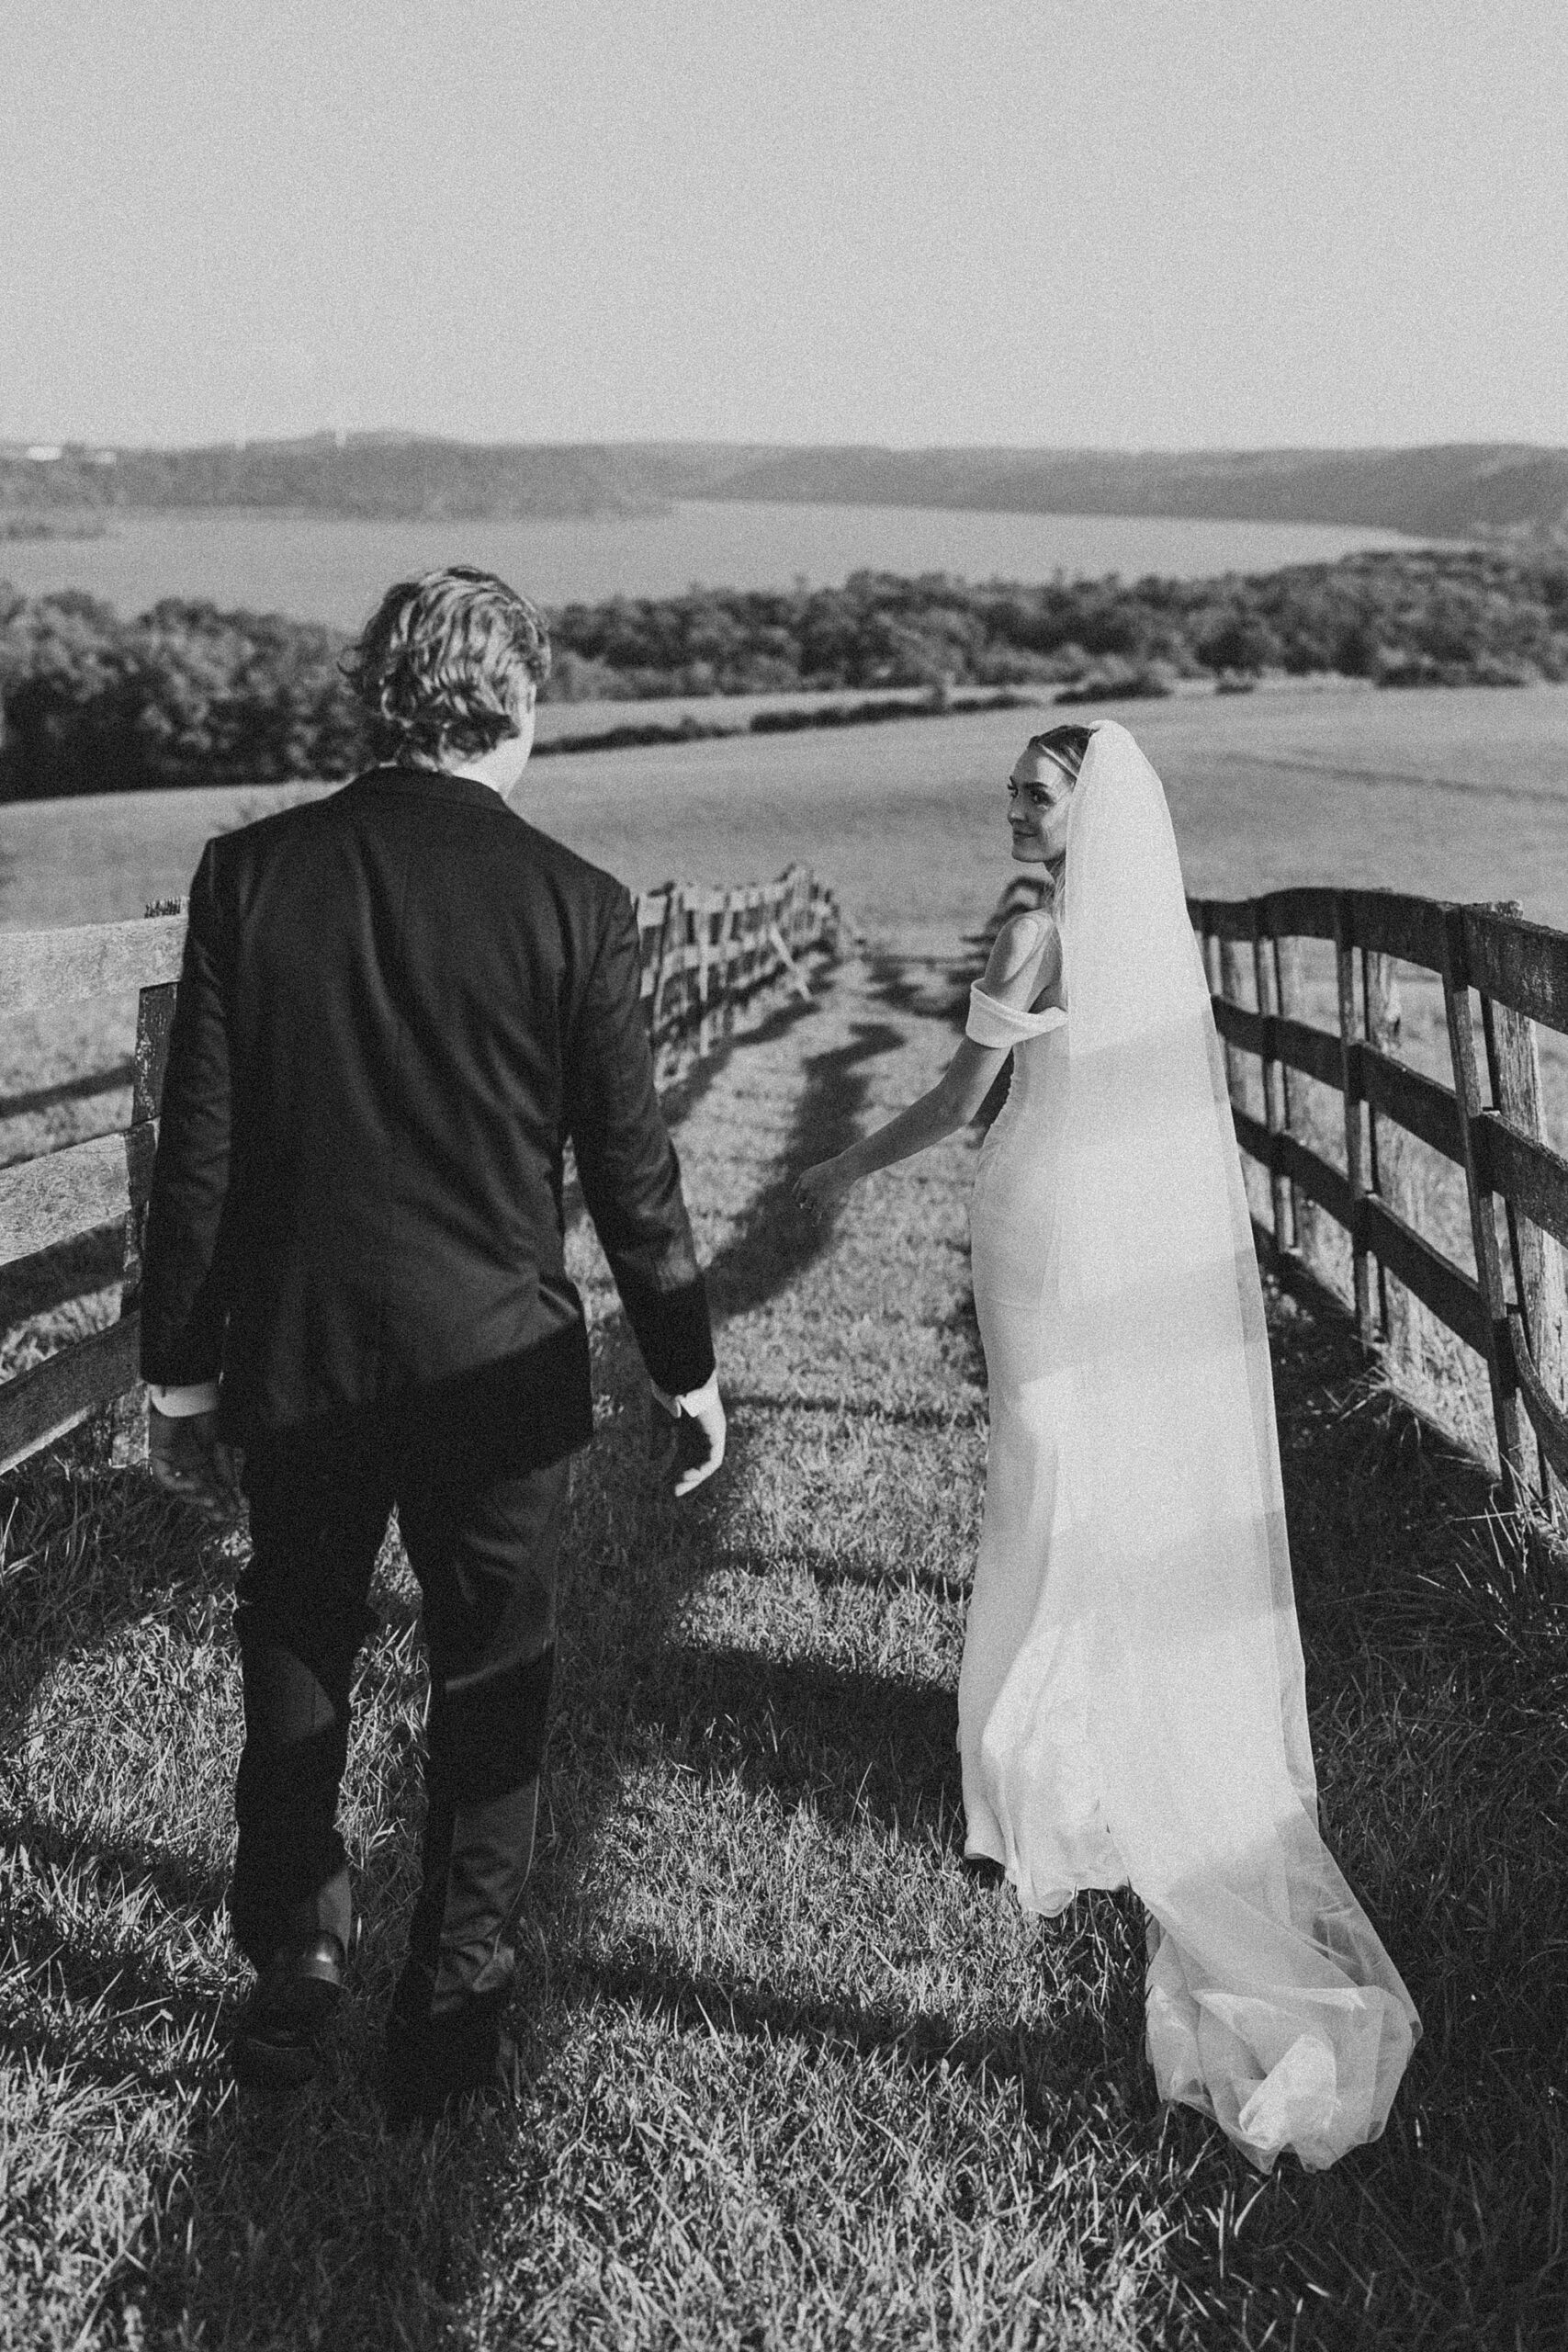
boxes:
[793,910,1057,1213]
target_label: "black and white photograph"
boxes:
[2,3,1566,2344]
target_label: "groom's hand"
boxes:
[149,1405,244,1521]
[650,1372,727,1497]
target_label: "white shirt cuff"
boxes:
[651,1368,720,1416]
[147,1381,220,1418]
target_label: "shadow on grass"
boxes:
[556,1926,1146,2128]
[711,1531,974,1606]
[725,1386,985,1431]
[701,1013,905,1324]
[0,1058,134,1125]
[0,1222,124,1330]
[0,1439,218,1760]
[639,1643,959,1842]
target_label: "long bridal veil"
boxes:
[1013,721,1417,2170]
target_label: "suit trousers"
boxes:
[230,1411,570,2043]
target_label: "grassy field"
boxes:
[4,688,1568,2343]
[3,680,1568,944]
[4,945,1568,2348]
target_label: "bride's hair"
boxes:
[1024,722,1095,779]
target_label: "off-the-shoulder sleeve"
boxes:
[966,981,1068,1048]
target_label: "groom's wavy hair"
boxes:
[344,565,552,768]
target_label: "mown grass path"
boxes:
[3,950,1567,2349]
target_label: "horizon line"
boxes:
[5,430,1567,460]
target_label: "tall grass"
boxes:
[3,951,1567,2347]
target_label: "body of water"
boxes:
[0,501,1435,626]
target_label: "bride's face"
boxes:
[1007,748,1075,865]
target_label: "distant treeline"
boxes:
[2,548,1565,800]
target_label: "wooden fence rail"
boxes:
[0,863,839,1476]
[1187,887,1568,1517]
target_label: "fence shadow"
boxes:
[0,1059,134,1125]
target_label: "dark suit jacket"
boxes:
[139,764,714,1464]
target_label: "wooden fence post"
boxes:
[108,972,177,1466]
[1440,905,1530,1508]
[1218,935,1249,1113]
[1365,950,1421,1380]
[694,889,718,1057]
[792,864,811,956]
[1335,898,1378,1349]
[724,890,742,1007]
[637,890,670,1039]
[751,884,771,992]
[1487,992,1568,1520]
[650,887,680,1044]
[1273,933,1321,1278]
[1253,911,1295,1256]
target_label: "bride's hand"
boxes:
[794,1157,852,1216]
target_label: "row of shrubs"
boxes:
[2,548,1565,798]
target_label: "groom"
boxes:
[139,565,724,2120]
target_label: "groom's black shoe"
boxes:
[233,1920,360,2089]
[378,1999,523,2132]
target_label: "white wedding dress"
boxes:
[957,723,1418,2172]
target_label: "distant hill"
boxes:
[687,445,1568,543]
[0,435,696,522]
[3,433,1566,542]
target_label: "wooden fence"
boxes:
[0,863,839,1477]
[1186,887,1568,1517]
[983,873,1568,1517]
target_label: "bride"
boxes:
[795,719,1418,2171]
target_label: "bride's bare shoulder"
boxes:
[980,906,1061,1007]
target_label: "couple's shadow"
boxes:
[546,971,970,1861]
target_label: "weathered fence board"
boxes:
[0,1316,142,1476]
[0,914,187,1014]
[1356,1044,1465,1165]
[0,1126,157,1272]
[1475,1117,1568,1255]
[1342,890,1451,973]
[1212,999,1342,1091]
[1229,1107,1354,1229]
[1254,887,1340,944]
[1462,909,1568,1035]
[1359,1196,1489,1357]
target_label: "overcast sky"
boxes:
[5,0,1565,452]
